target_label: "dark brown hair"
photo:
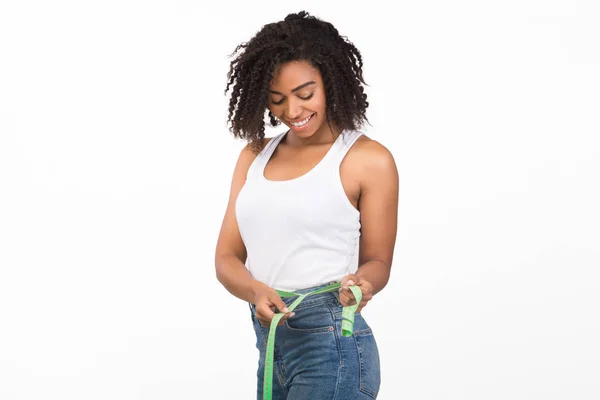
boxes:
[224,11,370,153]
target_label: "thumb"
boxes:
[271,294,290,314]
[341,274,359,288]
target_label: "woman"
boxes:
[215,11,399,399]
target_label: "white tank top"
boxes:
[235,129,364,292]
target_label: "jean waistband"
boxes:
[249,281,341,313]
[282,281,340,295]
[280,281,341,307]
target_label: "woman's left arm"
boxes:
[339,140,399,311]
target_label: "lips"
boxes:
[288,113,315,126]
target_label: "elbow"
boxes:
[214,254,226,284]
[214,252,245,284]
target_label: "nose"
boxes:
[285,97,304,120]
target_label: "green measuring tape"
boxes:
[262,282,363,400]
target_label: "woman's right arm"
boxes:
[214,141,293,326]
[214,143,260,303]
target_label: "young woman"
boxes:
[215,11,399,399]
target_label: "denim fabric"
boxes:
[249,282,381,399]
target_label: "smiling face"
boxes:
[268,60,334,140]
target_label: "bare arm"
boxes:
[339,140,399,310]
[214,140,293,326]
[214,143,259,303]
[355,141,398,294]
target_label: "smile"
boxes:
[289,113,314,127]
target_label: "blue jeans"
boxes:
[249,282,381,399]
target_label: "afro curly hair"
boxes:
[224,11,370,154]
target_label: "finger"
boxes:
[257,304,275,320]
[257,313,276,327]
[339,291,357,306]
[339,288,355,301]
[276,311,295,326]
[344,281,372,303]
[271,296,290,315]
[258,310,294,327]
[341,274,358,289]
[339,286,357,302]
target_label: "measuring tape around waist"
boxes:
[262,282,362,400]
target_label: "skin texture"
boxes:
[267,60,333,146]
[215,60,399,327]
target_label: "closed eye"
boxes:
[271,93,314,105]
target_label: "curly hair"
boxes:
[224,11,370,154]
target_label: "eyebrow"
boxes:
[268,81,316,95]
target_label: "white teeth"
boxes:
[290,114,313,127]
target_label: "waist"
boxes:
[279,281,342,309]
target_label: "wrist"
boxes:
[249,279,265,300]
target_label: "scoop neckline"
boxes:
[261,130,344,184]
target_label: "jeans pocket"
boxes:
[354,328,381,398]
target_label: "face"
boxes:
[267,60,331,139]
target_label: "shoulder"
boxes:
[237,136,275,163]
[235,136,275,178]
[346,133,398,178]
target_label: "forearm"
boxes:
[215,254,261,304]
[356,259,391,295]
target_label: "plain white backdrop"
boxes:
[1,1,599,399]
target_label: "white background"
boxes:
[1,1,599,399]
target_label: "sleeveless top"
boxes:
[235,129,364,292]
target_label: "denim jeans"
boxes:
[249,282,381,399]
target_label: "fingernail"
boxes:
[290,312,295,318]
[282,307,289,313]
[347,280,354,285]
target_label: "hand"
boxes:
[251,281,295,327]
[338,274,374,313]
